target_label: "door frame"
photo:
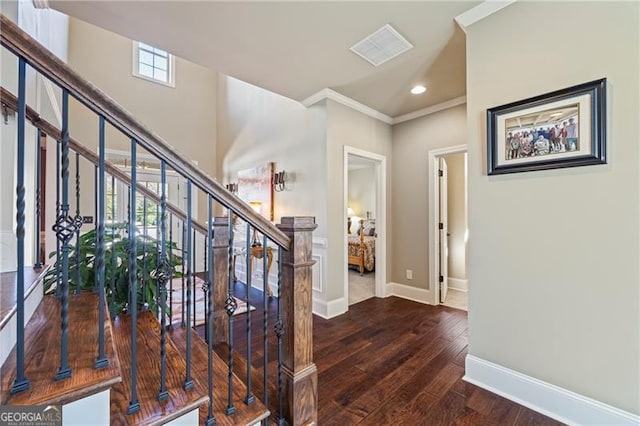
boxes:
[343,146,387,305]
[428,144,467,306]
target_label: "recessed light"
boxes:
[411,85,427,95]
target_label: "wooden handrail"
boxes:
[1,86,208,235]
[0,14,289,249]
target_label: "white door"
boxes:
[439,157,449,303]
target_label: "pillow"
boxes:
[350,216,363,234]
[360,219,375,237]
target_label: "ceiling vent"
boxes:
[350,24,413,67]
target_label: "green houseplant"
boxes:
[44,222,182,316]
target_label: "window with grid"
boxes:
[133,42,174,87]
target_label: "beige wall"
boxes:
[466,1,639,414]
[445,152,466,280]
[348,165,376,220]
[391,104,466,290]
[65,17,217,226]
[326,100,392,302]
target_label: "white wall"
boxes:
[348,165,376,220]
[466,1,639,415]
[216,75,328,295]
[391,104,467,291]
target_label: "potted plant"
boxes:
[44,222,182,316]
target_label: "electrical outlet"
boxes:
[406,269,413,280]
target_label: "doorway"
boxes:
[343,146,387,308]
[429,145,468,310]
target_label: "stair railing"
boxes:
[2,13,317,425]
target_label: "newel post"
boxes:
[276,216,318,425]
[212,217,230,344]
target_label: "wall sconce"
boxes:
[273,170,289,192]
[226,182,238,194]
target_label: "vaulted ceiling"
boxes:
[51,1,478,118]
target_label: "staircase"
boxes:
[0,14,317,426]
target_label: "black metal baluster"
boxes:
[53,88,72,381]
[262,234,269,423]
[34,128,42,269]
[74,152,81,294]
[168,212,174,328]
[226,212,237,415]
[55,139,61,298]
[10,57,29,394]
[142,197,147,308]
[244,223,254,404]
[183,181,194,391]
[181,222,186,327]
[155,195,160,318]
[126,186,131,310]
[127,139,140,414]
[276,247,285,425]
[91,164,97,294]
[157,161,169,401]
[110,174,116,307]
[203,228,208,342]
[95,116,108,369]
[205,195,216,426]
[192,228,196,329]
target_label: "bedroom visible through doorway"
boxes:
[347,155,377,305]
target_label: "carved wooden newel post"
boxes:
[212,217,230,344]
[277,217,318,425]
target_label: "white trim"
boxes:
[312,237,328,249]
[392,96,467,125]
[428,144,467,306]
[312,297,348,319]
[302,89,393,124]
[464,355,640,426]
[387,282,432,305]
[448,278,468,292]
[131,41,176,88]
[311,254,323,293]
[455,1,518,33]
[32,0,50,9]
[344,146,389,310]
[41,76,62,126]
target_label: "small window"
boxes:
[132,41,175,87]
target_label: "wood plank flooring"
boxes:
[195,281,564,425]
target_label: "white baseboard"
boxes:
[313,297,347,319]
[387,282,433,305]
[448,278,468,292]
[464,355,640,425]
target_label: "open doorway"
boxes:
[343,146,387,308]
[429,146,468,311]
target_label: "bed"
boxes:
[348,219,376,275]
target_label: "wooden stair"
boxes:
[109,310,208,425]
[168,327,270,425]
[0,292,122,406]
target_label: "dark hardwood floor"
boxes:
[196,281,563,425]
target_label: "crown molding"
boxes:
[302,88,393,125]
[302,89,465,126]
[392,96,466,125]
[455,0,518,33]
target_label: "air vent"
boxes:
[350,24,413,67]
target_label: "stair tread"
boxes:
[168,326,270,426]
[0,266,50,330]
[110,310,208,426]
[0,292,122,406]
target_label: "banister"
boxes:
[1,86,208,236]
[0,14,290,250]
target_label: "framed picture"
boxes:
[237,162,274,221]
[487,78,606,175]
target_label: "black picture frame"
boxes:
[487,78,606,175]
